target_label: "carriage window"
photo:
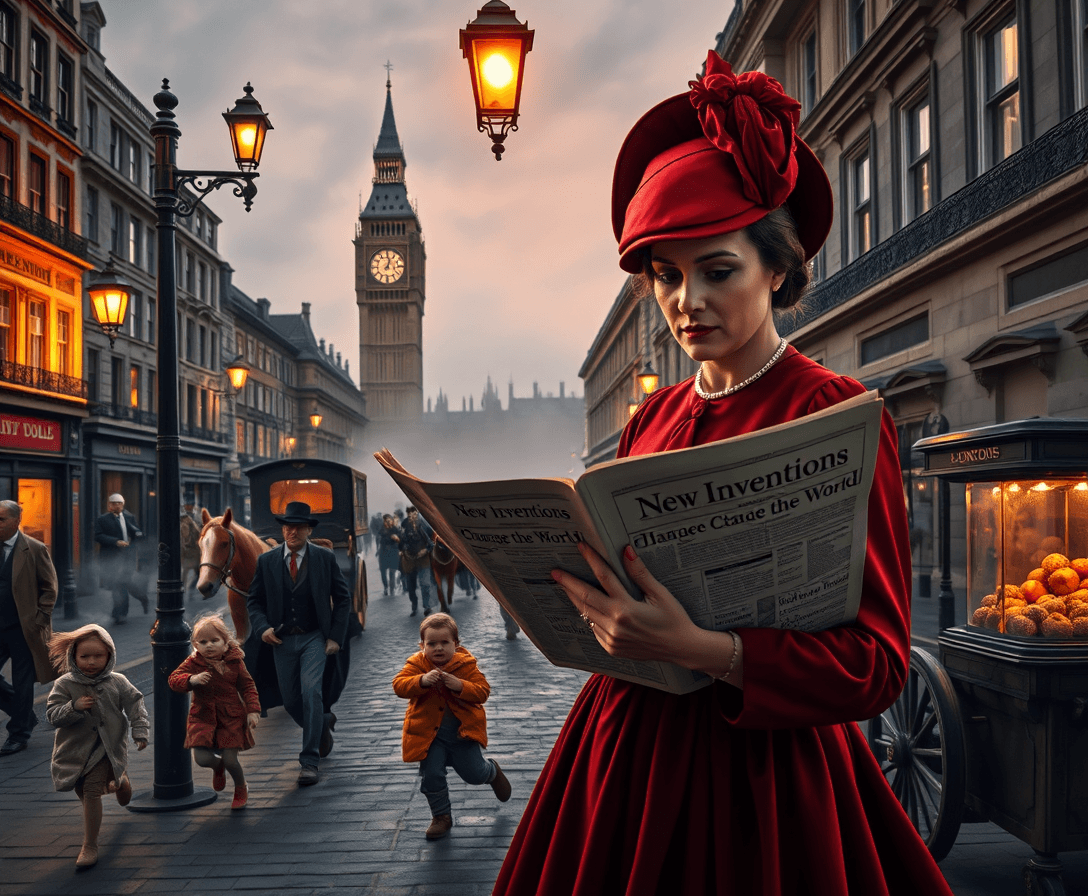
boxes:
[269,479,334,515]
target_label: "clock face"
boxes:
[370,249,405,284]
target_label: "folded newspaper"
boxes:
[375,390,883,694]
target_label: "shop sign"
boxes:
[0,248,52,286]
[182,456,220,472]
[0,412,62,452]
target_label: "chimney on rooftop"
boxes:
[301,302,311,323]
[256,298,270,320]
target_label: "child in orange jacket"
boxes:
[392,612,511,841]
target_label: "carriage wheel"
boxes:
[868,646,965,862]
[354,557,368,630]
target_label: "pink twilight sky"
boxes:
[99,0,732,409]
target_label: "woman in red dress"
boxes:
[492,52,954,896]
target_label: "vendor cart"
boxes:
[868,419,1088,896]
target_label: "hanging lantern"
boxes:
[637,360,660,395]
[460,1,534,160]
[223,83,273,171]
[225,355,250,392]
[87,259,133,348]
[310,407,323,429]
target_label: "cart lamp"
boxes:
[224,355,250,392]
[637,361,659,395]
[1076,482,1088,491]
[1031,482,1050,492]
[88,260,133,348]
[223,83,273,171]
[460,0,534,160]
[310,408,323,429]
[285,436,296,452]
[1007,483,1021,493]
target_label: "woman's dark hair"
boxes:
[634,205,812,310]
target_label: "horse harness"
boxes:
[198,526,254,599]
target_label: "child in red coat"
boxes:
[392,612,511,841]
[168,614,260,809]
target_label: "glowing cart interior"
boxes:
[870,419,1088,896]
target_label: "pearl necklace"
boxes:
[693,338,789,400]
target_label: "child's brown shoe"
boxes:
[490,761,512,802]
[425,814,452,840]
[75,844,98,868]
[231,784,248,810]
[115,775,132,807]
[212,761,226,792]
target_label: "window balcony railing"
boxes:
[88,402,157,427]
[29,95,51,122]
[1,359,87,398]
[0,192,88,258]
[181,423,227,444]
[0,72,21,102]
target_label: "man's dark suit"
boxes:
[247,542,350,771]
[94,509,144,621]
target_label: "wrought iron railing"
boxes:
[1,359,87,398]
[0,72,21,102]
[88,403,157,427]
[181,423,228,444]
[0,192,88,259]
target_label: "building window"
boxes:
[1008,243,1088,308]
[848,0,866,56]
[146,152,153,194]
[146,296,155,345]
[147,369,156,413]
[1074,0,1088,111]
[130,292,143,340]
[801,28,817,116]
[28,154,46,215]
[86,99,97,151]
[903,93,932,223]
[210,332,217,371]
[128,138,138,185]
[27,300,45,368]
[110,203,123,255]
[111,356,123,406]
[130,364,140,408]
[109,122,120,169]
[198,262,207,301]
[0,287,11,363]
[86,187,99,243]
[186,318,195,362]
[0,3,15,81]
[198,324,207,367]
[57,54,74,123]
[29,31,47,106]
[845,144,872,261]
[184,253,193,293]
[860,312,929,365]
[57,172,71,230]
[87,348,99,401]
[0,133,13,198]
[129,217,142,266]
[978,13,1021,170]
[57,310,70,375]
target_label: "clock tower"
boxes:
[354,72,425,422]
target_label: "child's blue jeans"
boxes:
[419,715,496,818]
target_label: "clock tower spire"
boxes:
[354,67,426,422]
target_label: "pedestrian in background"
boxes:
[392,612,510,841]
[0,500,59,756]
[93,494,145,624]
[46,624,148,868]
[247,501,351,787]
[377,513,402,596]
[168,614,260,810]
[493,52,954,896]
[398,506,434,617]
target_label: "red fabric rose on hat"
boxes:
[688,51,801,210]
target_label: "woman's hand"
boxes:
[552,542,744,682]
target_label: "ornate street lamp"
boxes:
[460,0,534,160]
[127,79,271,814]
[87,259,133,348]
[224,355,250,392]
[284,435,297,456]
[310,407,323,429]
[628,399,640,418]
[637,360,660,395]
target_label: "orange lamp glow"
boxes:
[637,361,660,395]
[223,83,272,171]
[225,355,250,392]
[87,260,133,348]
[310,408,323,429]
[460,1,534,160]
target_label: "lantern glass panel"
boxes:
[91,288,128,328]
[966,478,1088,639]
[472,38,523,110]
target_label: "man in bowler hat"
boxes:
[93,493,145,623]
[0,500,59,755]
[247,501,351,786]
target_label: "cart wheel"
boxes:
[1024,853,1067,896]
[354,558,368,630]
[868,646,966,862]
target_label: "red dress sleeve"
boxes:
[723,378,912,728]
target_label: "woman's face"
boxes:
[651,229,782,372]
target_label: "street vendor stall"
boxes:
[869,419,1088,896]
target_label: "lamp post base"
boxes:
[126,787,218,813]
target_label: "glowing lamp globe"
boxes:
[223,83,272,171]
[637,361,660,395]
[460,1,534,160]
[87,260,133,348]
[225,355,250,392]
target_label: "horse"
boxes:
[431,535,460,614]
[196,508,271,642]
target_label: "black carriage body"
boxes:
[912,419,1088,868]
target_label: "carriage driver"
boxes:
[246,501,351,787]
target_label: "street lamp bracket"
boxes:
[175,170,259,215]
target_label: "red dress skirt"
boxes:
[492,349,954,896]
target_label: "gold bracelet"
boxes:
[715,630,740,682]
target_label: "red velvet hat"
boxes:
[613,52,832,273]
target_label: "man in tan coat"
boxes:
[0,499,58,755]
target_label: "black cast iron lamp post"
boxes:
[460,0,534,160]
[127,79,271,813]
[87,259,133,348]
